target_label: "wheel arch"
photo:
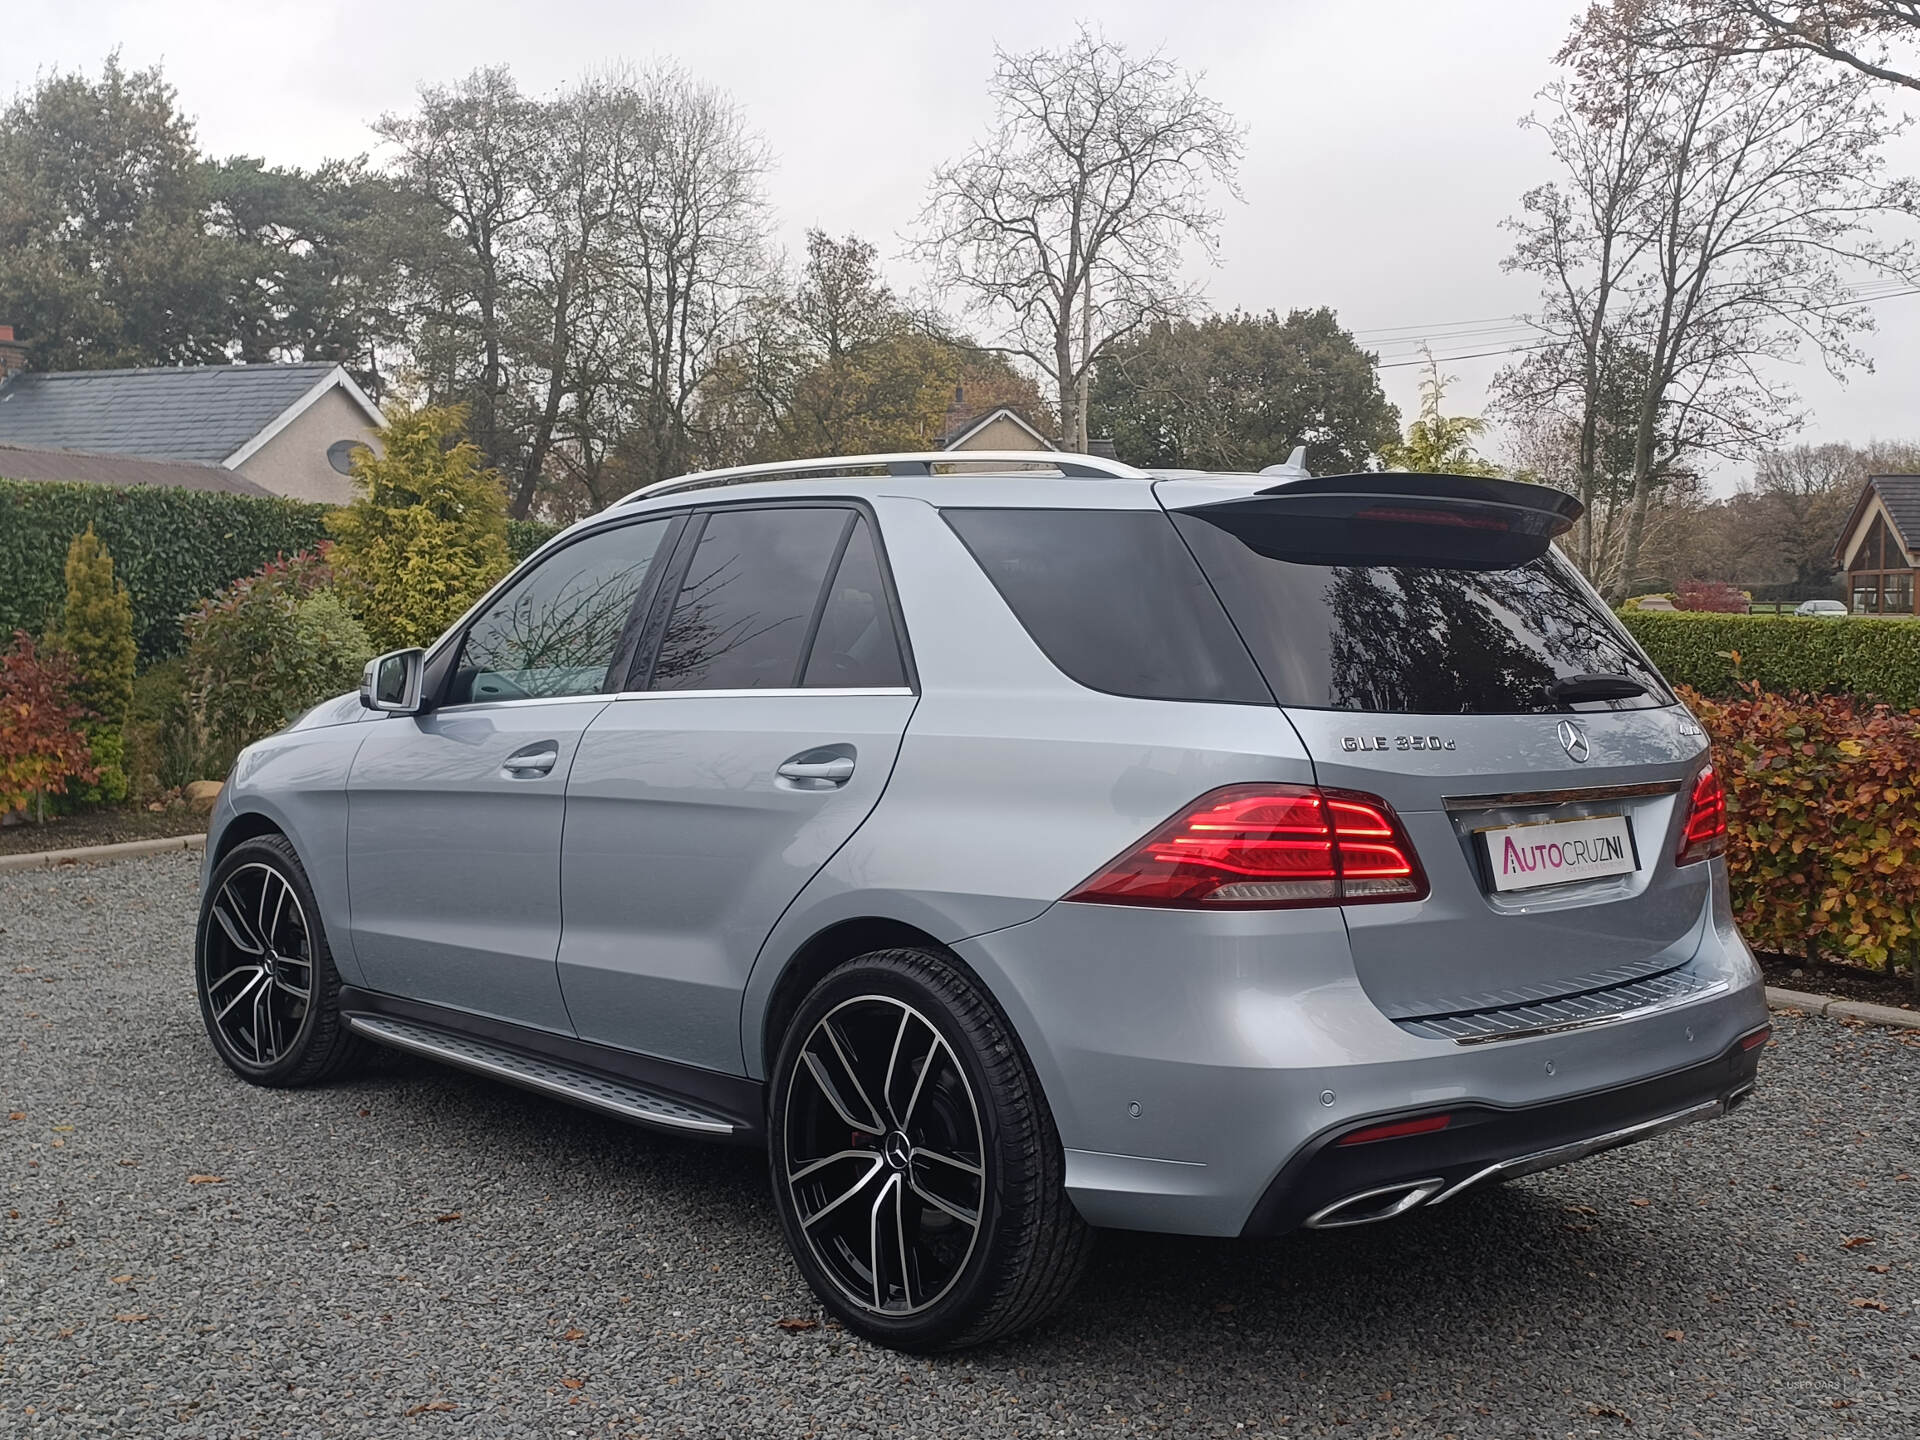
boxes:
[755,916,954,1077]
[209,809,291,867]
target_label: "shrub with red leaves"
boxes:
[0,631,99,822]
[1672,579,1749,613]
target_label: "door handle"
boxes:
[777,756,855,786]
[501,744,559,777]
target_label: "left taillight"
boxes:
[1064,783,1428,909]
[1675,763,1728,866]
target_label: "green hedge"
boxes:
[506,518,561,562]
[0,481,330,663]
[1621,610,1920,709]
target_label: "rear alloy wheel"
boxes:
[195,833,362,1087]
[768,948,1092,1350]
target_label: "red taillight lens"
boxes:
[1065,784,1428,909]
[1335,1113,1453,1146]
[1675,763,1728,866]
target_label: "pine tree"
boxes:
[328,405,512,650]
[56,526,137,803]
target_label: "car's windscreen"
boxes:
[1172,510,1673,714]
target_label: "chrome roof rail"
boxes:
[616,450,1149,505]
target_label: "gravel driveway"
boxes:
[2,853,1915,1438]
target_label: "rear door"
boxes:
[557,503,917,1072]
[1161,476,1715,1031]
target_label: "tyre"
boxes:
[194,832,363,1087]
[767,947,1093,1350]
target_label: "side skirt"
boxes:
[337,986,765,1146]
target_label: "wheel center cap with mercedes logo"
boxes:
[1557,719,1591,763]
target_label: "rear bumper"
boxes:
[952,872,1767,1237]
[1239,1029,1763,1235]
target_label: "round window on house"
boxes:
[327,439,371,477]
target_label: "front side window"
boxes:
[449,519,670,705]
[651,507,851,691]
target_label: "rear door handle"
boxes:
[777,755,855,787]
[501,743,560,777]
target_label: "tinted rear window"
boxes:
[944,508,1270,704]
[1173,511,1673,714]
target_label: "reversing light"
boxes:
[1064,784,1428,909]
[1675,764,1728,865]
[1336,1114,1453,1146]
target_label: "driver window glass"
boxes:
[449,520,669,706]
[650,507,850,691]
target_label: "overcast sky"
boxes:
[9,0,1920,489]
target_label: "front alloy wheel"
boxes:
[194,833,361,1087]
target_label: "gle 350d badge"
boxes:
[1341,734,1458,753]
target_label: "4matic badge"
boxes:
[1340,734,1457,753]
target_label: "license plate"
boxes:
[1481,813,1637,893]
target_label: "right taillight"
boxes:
[1064,783,1428,909]
[1675,763,1727,865]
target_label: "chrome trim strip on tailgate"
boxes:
[1409,975,1729,1046]
[1443,779,1684,811]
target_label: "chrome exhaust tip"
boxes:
[1302,1177,1446,1230]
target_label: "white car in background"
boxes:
[1793,599,1848,617]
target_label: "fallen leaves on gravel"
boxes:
[1664,1330,1685,1342]
[560,1377,585,1390]
[109,1275,131,1284]
[1628,1197,1651,1207]
[1841,1235,1874,1248]
[1849,1297,1889,1310]
[403,1401,458,1416]
[113,1313,149,1323]
[560,1327,586,1341]
[186,1174,225,1185]
[433,1211,462,1223]
[1586,1401,1633,1423]
[775,1317,819,1331]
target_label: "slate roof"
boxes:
[0,442,274,495]
[1837,474,1920,566]
[0,362,343,463]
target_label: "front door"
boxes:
[559,505,917,1071]
[346,516,676,1031]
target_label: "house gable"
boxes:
[938,406,1056,452]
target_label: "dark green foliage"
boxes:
[507,519,561,563]
[124,658,201,797]
[1089,309,1401,474]
[0,481,329,663]
[1622,610,1920,708]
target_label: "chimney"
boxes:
[0,326,25,383]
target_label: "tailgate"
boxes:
[1157,470,1717,1029]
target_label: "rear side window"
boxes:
[651,507,850,691]
[803,516,908,689]
[943,508,1269,704]
[1172,512,1673,714]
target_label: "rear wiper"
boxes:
[1552,672,1648,703]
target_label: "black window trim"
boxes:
[422,511,690,713]
[619,496,918,696]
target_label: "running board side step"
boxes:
[345,1014,736,1137]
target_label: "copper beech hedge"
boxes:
[1682,683,1920,974]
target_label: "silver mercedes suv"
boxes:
[194,450,1768,1350]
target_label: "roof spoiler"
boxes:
[1181,472,1584,570]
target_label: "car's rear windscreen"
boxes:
[1172,510,1674,715]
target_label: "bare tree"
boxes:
[1628,2,1920,91]
[1493,59,1669,575]
[1549,2,1917,600]
[909,27,1242,451]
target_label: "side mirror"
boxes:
[360,648,426,714]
